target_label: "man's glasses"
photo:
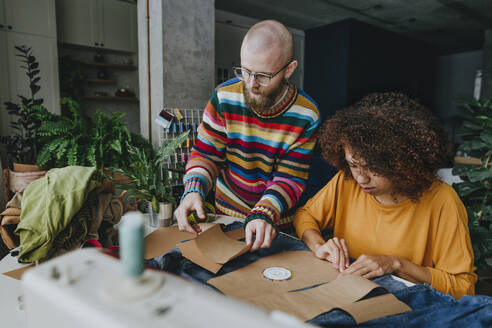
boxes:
[233,60,292,86]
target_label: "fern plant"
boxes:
[108,131,189,212]
[36,97,91,167]
[35,97,136,169]
[452,97,492,270]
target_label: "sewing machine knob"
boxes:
[153,306,171,316]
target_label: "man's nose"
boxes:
[246,75,260,88]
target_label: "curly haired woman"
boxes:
[293,92,476,299]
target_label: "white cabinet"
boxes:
[56,0,99,48]
[0,30,10,137]
[0,0,60,130]
[6,32,60,114]
[4,0,56,38]
[56,0,137,53]
[101,0,137,53]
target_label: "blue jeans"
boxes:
[149,222,492,327]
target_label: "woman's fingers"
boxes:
[340,238,350,267]
[331,237,346,271]
[327,239,339,269]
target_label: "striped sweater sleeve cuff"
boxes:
[180,177,206,203]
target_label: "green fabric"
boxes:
[16,166,101,263]
[46,190,97,260]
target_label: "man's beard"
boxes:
[243,80,287,113]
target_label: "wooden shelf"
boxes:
[83,62,137,70]
[85,79,116,84]
[83,96,139,102]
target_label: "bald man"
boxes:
[175,20,320,251]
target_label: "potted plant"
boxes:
[107,131,189,227]
[0,46,47,171]
[0,47,50,205]
[452,97,492,270]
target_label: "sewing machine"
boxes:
[21,248,312,328]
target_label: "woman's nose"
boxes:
[354,170,370,184]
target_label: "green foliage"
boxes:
[452,97,492,269]
[108,131,189,212]
[35,97,141,169]
[0,46,48,165]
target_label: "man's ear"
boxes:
[284,60,298,79]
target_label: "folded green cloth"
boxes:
[16,166,101,263]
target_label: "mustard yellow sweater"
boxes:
[294,171,477,299]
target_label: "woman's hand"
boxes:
[341,254,401,279]
[313,237,350,272]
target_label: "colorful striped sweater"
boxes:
[182,78,320,230]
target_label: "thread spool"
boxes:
[187,202,216,225]
[101,211,164,303]
[118,212,144,279]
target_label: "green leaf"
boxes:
[109,139,122,154]
[481,133,492,148]
[154,131,189,168]
[462,140,488,151]
[467,168,492,182]
[87,144,96,167]
[67,141,78,166]
[453,181,484,197]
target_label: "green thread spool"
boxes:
[118,212,144,278]
[187,202,216,225]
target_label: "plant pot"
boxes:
[158,202,173,227]
[8,170,47,193]
[9,163,46,194]
[148,201,173,228]
[13,163,41,172]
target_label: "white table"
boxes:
[0,214,413,328]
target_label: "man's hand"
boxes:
[174,192,205,234]
[245,219,277,251]
[340,254,400,279]
[313,237,349,272]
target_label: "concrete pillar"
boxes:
[481,29,492,99]
[138,0,215,146]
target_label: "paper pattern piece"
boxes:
[208,251,339,296]
[194,224,248,264]
[144,223,245,260]
[3,264,35,280]
[208,251,411,323]
[339,293,411,324]
[247,275,382,321]
[144,227,194,259]
[179,224,250,273]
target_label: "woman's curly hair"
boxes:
[319,92,451,201]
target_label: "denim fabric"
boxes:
[148,222,492,327]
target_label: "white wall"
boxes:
[435,50,483,142]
